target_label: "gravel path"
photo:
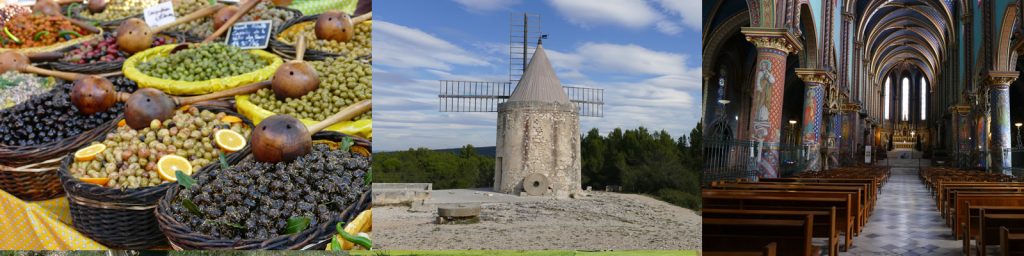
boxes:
[374,191,701,250]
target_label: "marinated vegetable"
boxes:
[0,13,93,48]
[0,77,136,146]
[249,57,371,121]
[136,43,268,81]
[278,20,370,57]
[0,71,52,109]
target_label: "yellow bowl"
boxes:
[122,44,283,96]
[235,94,372,139]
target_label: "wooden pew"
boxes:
[703,208,838,256]
[709,183,866,234]
[736,181,876,214]
[937,183,1024,214]
[1001,227,1024,256]
[759,178,879,213]
[704,242,778,256]
[974,213,1024,256]
[948,191,1024,227]
[962,204,1024,254]
[703,190,855,251]
[942,187,1024,223]
[952,194,1024,238]
[704,217,817,256]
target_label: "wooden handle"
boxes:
[67,18,101,34]
[176,80,271,105]
[116,92,130,102]
[26,51,64,62]
[203,0,261,43]
[97,70,122,77]
[21,65,83,81]
[352,12,371,24]
[153,4,224,33]
[295,35,305,61]
[55,0,81,5]
[307,100,370,133]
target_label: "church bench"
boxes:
[1001,227,1024,256]
[704,217,818,256]
[703,242,777,256]
[942,187,1024,221]
[761,178,878,196]
[708,183,866,234]
[947,191,1024,227]
[703,208,837,256]
[937,183,1024,212]
[971,213,1024,256]
[952,194,1024,238]
[703,190,855,251]
[735,181,876,213]
[962,205,1024,254]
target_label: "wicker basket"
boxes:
[58,105,254,249]
[0,79,133,201]
[49,32,185,74]
[172,7,302,45]
[68,4,140,29]
[155,131,372,250]
[270,14,359,61]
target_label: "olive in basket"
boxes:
[116,4,223,53]
[250,100,370,163]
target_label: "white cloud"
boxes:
[653,0,701,31]
[546,0,699,35]
[452,0,521,12]
[373,21,491,71]
[547,43,690,78]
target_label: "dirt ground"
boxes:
[374,191,701,250]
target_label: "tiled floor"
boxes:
[839,166,963,255]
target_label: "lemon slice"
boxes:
[157,155,192,182]
[80,177,110,186]
[74,143,106,162]
[215,129,246,152]
[220,115,243,124]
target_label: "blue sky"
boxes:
[373,0,702,151]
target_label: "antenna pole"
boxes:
[523,12,529,72]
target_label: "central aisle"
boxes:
[843,166,961,256]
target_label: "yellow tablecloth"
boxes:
[0,190,107,250]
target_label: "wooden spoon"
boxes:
[271,35,319,99]
[315,11,371,42]
[116,4,224,53]
[121,81,272,129]
[250,99,371,163]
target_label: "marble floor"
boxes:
[837,166,964,255]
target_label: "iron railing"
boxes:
[703,139,808,183]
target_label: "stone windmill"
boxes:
[438,13,604,197]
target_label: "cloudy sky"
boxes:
[373,0,702,151]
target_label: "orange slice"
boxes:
[117,119,126,127]
[220,115,243,124]
[74,143,106,162]
[214,129,246,152]
[157,155,192,182]
[80,177,110,186]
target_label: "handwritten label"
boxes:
[143,2,176,28]
[13,0,36,6]
[225,20,273,50]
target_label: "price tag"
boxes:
[225,20,273,50]
[13,0,36,6]
[143,1,176,28]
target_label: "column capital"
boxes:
[842,12,854,21]
[742,27,802,54]
[985,70,1020,88]
[949,104,971,114]
[795,68,835,86]
[841,102,862,113]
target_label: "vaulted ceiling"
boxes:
[856,0,955,86]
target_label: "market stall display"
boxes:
[73,0,156,27]
[168,0,300,41]
[58,105,253,249]
[50,32,181,74]
[156,130,371,249]
[0,71,54,109]
[0,5,32,28]
[0,77,136,201]
[115,4,223,53]
[271,13,370,60]
[122,44,282,95]
[0,13,98,50]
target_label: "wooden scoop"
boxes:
[0,51,113,81]
[271,35,319,99]
[31,0,102,34]
[167,0,262,54]
[250,99,371,163]
[121,81,272,129]
[315,11,371,42]
[116,4,224,53]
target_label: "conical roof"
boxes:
[508,44,570,103]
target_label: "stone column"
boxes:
[795,69,834,171]
[843,103,862,165]
[987,71,1019,174]
[741,27,801,178]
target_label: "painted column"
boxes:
[795,69,834,172]
[741,27,801,178]
[843,103,862,165]
[987,71,1019,174]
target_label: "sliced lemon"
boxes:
[214,129,246,152]
[74,143,106,162]
[157,155,192,182]
[117,119,126,127]
[220,115,243,124]
[80,177,110,187]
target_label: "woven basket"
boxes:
[58,105,254,249]
[69,4,140,29]
[155,131,372,250]
[270,14,367,61]
[49,32,185,74]
[173,7,302,45]
[0,79,133,201]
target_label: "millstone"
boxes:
[438,204,481,218]
[522,173,549,196]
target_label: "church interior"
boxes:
[703,0,1024,255]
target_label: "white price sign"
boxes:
[143,1,176,28]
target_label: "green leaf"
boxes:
[182,198,202,216]
[213,220,246,230]
[364,170,372,186]
[284,216,311,234]
[337,223,372,249]
[340,137,354,152]
[336,222,345,234]
[208,0,216,5]
[218,151,229,170]
[175,170,194,190]
[331,236,343,251]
